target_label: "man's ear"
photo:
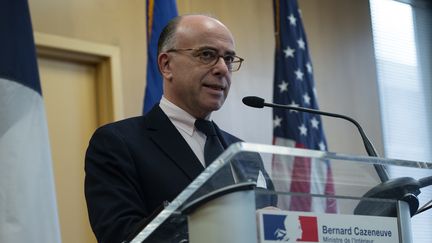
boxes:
[158,53,173,81]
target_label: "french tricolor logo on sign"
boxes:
[262,213,318,242]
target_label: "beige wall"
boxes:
[30,0,147,118]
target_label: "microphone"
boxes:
[243,96,432,216]
[242,96,389,182]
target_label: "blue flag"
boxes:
[143,0,178,114]
[271,0,337,213]
[0,0,61,242]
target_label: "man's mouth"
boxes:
[203,84,225,91]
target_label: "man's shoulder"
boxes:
[97,116,145,133]
[96,105,165,133]
[86,117,146,147]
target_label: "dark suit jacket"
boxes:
[84,105,275,243]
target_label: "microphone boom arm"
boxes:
[263,102,389,182]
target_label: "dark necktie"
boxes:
[194,119,225,167]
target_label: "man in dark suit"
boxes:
[85,14,275,243]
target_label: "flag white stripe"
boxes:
[0,78,61,242]
[272,137,295,210]
[310,157,329,212]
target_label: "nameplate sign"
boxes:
[257,210,399,243]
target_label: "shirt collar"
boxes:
[159,96,211,136]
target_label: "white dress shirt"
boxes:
[159,96,207,167]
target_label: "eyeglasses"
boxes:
[166,47,244,72]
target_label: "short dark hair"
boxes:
[157,16,183,56]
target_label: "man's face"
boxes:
[160,16,236,118]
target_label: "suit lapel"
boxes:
[145,106,204,180]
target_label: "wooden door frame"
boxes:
[34,32,124,125]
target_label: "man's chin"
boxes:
[201,96,224,108]
[207,101,225,112]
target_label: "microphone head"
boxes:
[242,96,265,108]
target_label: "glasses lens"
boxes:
[195,49,218,65]
[230,57,243,72]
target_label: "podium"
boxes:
[129,142,432,243]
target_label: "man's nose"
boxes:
[212,56,230,75]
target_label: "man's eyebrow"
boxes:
[225,50,236,56]
[198,46,236,56]
[196,46,217,51]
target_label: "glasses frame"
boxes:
[166,48,244,72]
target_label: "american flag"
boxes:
[271,0,337,213]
